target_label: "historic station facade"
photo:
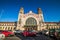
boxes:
[0,7,60,31]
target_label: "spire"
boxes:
[19,7,24,14]
[37,8,42,14]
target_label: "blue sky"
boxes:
[0,0,60,22]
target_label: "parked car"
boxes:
[22,30,36,37]
[14,30,23,34]
[33,30,38,33]
[1,30,14,37]
[55,29,60,37]
[42,30,49,36]
[0,32,5,39]
[49,29,55,37]
[49,31,54,37]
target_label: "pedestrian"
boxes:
[54,32,58,40]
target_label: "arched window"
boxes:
[26,17,37,25]
[11,27,12,30]
[8,27,10,30]
[5,27,7,30]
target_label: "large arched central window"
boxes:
[26,17,37,25]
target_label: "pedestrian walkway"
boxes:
[4,36,21,40]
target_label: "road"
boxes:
[15,34,53,40]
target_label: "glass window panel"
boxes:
[26,17,37,25]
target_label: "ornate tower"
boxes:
[19,7,24,14]
[38,8,44,22]
[16,7,24,30]
[37,8,44,31]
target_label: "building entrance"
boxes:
[24,17,37,31]
[24,25,37,31]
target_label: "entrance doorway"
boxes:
[24,17,37,31]
[24,25,37,31]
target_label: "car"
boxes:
[1,30,14,37]
[55,29,60,37]
[49,29,55,37]
[41,30,49,36]
[22,30,36,37]
[14,30,23,34]
[0,32,5,39]
[49,31,54,37]
[49,29,60,40]
[45,30,49,35]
